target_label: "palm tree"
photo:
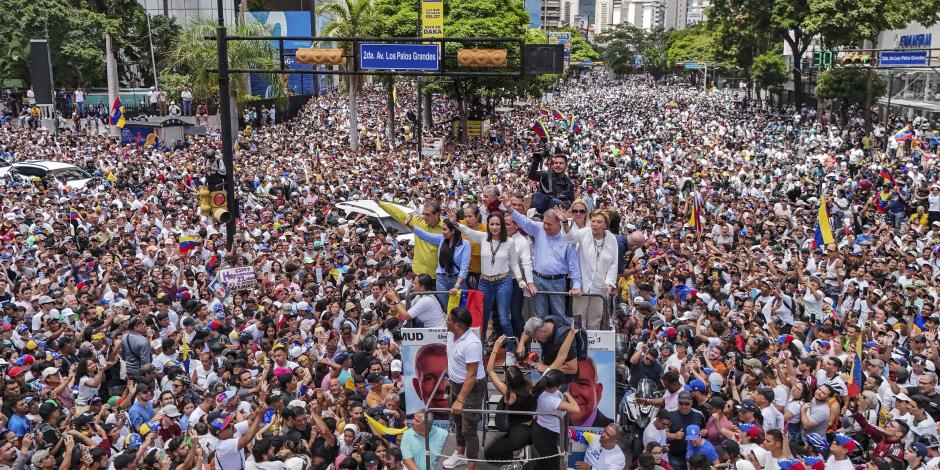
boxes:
[164,18,287,132]
[318,0,385,151]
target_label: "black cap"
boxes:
[720,439,740,457]
[362,451,380,466]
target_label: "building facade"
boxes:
[137,0,237,26]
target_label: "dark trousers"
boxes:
[528,423,561,470]
[510,283,526,335]
[450,379,485,459]
[483,422,532,462]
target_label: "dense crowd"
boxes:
[0,71,939,470]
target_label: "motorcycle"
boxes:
[618,378,661,458]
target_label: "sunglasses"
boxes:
[572,209,587,214]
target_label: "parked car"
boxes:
[10,161,96,189]
[334,200,415,243]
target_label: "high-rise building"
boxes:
[562,0,580,26]
[622,0,665,30]
[540,0,564,28]
[137,0,237,26]
[594,0,613,33]
[579,0,596,27]
[686,0,710,25]
[663,0,687,30]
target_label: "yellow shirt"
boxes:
[379,201,443,278]
[463,222,485,274]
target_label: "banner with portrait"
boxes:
[566,330,617,467]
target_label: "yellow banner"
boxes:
[421,0,443,38]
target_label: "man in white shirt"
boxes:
[756,388,785,431]
[826,434,857,470]
[576,423,626,470]
[209,408,263,470]
[642,409,670,447]
[441,307,485,470]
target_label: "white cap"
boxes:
[288,399,307,409]
[41,367,60,379]
[895,392,913,403]
[390,359,402,372]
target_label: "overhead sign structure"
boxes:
[879,50,928,67]
[421,0,444,38]
[548,32,572,66]
[359,43,441,71]
[684,61,705,70]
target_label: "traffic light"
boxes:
[198,185,231,223]
[457,49,508,68]
[295,48,345,66]
[839,53,872,66]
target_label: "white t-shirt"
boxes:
[408,295,446,327]
[583,435,626,470]
[760,405,785,431]
[215,421,251,470]
[76,376,99,406]
[824,455,854,470]
[740,444,778,470]
[537,390,564,433]
[642,421,667,447]
[446,329,484,383]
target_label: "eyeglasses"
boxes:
[572,210,587,214]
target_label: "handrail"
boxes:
[422,407,569,470]
[406,290,615,329]
[533,291,615,330]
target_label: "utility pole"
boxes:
[146,13,159,90]
[309,0,319,96]
[417,78,423,161]
[216,0,238,252]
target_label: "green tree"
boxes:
[375,0,419,149]
[318,0,386,151]
[815,67,886,124]
[164,18,287,130]
[750,52,789,105]
[0,0,179,88]
[806,0,940,133]
[598,24,668,76]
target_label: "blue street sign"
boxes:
[580,61,593,67]
[359,43,440,71]
[684,62,705,70]
[879,50,928,67]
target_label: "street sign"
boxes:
[359,43,441,71]
[579,61,594,67]
[879,50,928,67]
[683,61,705,70]
[422,137,444,157]
[548,32,571,45]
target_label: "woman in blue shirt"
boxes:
[408,216,470,310]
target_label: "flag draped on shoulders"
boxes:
[813,196,834,249]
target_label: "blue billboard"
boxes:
[249,11,331,96]
[525,0,541,29]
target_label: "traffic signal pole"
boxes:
[217,0,238,252]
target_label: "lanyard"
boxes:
[489,241,502,269]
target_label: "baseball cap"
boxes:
[124,433,143,448]
[7,366,24,378]
[685,424,701,441]
[738,423,762,440]
[737,399,760,413]
[211,413,235,432]
[833,433,857,452]
[705,396,726,410]
[161,405,182,418]
[684,379,706,394]
[31,449,51,466]
[390,359,402,372]
[895,392,913,403]
[41,367,59,379]
[362,451,380,466]
[776,459,805,470]
[677,391,693,403]
[918,434,940,449]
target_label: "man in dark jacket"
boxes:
[528,151,575,214]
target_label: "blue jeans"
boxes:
[182,100,192,116]
[435,273,466,311]
[479,276,513,345]
[533,276,567,318]
[76,102,85,117]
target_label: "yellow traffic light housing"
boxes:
[295,48,345,66]
[457,49,508,68]
[198,186,212,214]
[209,190,231,224]
[840,53,872,66]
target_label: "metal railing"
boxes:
[423,407,569,470]
[406,290,614,330]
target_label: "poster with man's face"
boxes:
[569,330,616,430]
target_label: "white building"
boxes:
[874,22,940,118]
[663,0,687,30]
[686,0,709,25]
[622,0,666,31]
[595,0,613,33]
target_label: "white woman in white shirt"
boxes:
[506,213,535,337]
[453,210,523,347]
[562,210,619,330]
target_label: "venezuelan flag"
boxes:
[812,196,835,249]
[847,333,863,397]
[69,208,80,220]
[181,337,190,373]
[178,236,202,255]
[531,119,549,139]
[873,190,890,214]
[538,107,549,117]
[879,168,895,185]
[446,289,483,328]
[551,108,565,120]
[110,98,126,129]
[688,192,702,234]
[894,126,913,141]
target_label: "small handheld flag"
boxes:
[179,236,202,255]
[689,191,703,235]
[531,119,549,140]
[894,126,913,142]
[879,168,895,185]
[551,108,565,120]
[110,98,126,129]
[812,196,834,249]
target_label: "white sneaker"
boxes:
[442,451,466,468]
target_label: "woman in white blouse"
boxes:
[562,210,619,329]
[451,209,523,348]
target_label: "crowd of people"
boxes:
[0,69,938,470]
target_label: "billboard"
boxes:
[421,0,444,38]
[566,330,617,467]
[574,14,589,38]
[248,11,330,96]
[525,0,542,29]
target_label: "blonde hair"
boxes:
[590,210,610,227]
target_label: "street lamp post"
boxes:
[216,0,238,252]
